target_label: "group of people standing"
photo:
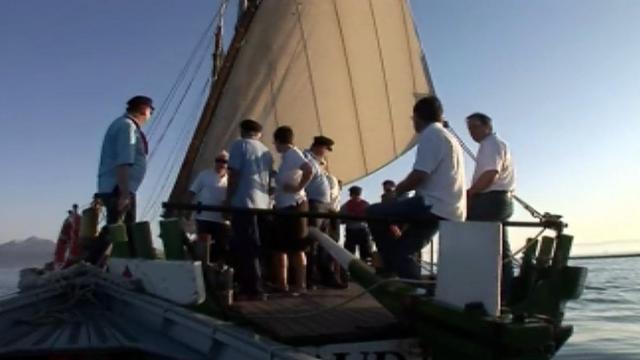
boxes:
[187,119,344,299]
[95,94,516,302]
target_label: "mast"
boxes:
[167,1,261,208]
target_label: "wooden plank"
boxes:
[231,283,404,345]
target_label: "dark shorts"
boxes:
[195,219,230,260]
[271,201,310,252]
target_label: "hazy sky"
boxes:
[1,1,638,254]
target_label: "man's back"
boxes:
[228,138,273,209]
[97,116,147,193]
[413,122,466,221]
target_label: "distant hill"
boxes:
[0,237,56,269]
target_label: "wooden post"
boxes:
[132,221,156,259]
[160,219,187,260]
[79,205,100,256]
[109,224,130,258]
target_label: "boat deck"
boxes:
[232,283,406,346]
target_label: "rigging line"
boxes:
[368,0,399,155]
[332,0,369,174]
[143,79,210,218]
[141,51,211,218]
[147,39,213,151]
[147,0,228,141]
[142,86,209,219]
[445,123,545,220]
[147,40,213,163]
[146,6,221,140]
[292,0,323,135]
[145,123,197,222]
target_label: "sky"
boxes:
[0,1,638,255]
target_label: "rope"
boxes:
[246,278,433,319]
[141,80,210,220]
[147,0,229,142]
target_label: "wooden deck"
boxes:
[231,283,406,345]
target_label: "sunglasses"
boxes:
[215,158,228,164]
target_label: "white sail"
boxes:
[186,0,432,187]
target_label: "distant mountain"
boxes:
[0,237,56,269]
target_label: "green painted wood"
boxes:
[522,238,539,266]
[79,206,100,254]
[131,221,156,259]
[536,236,555,267]
[552,234,573,270]
[159,219,187,260]
[109,224,130,258]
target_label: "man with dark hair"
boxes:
[303,135,335,288]
[227,118,273,300]
[95,95,153,257]
[465,112,516,300]
[381,180,396,203]
[340,186,372,262]
[366,96,466,279]
[271,126,313,294]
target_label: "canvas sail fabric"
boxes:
[185,0,433,188]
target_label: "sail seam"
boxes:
[368,0,399,156]
[292,0,323,135]
[269,62,280,127]
[403,2,436,95]
[332,0,369,173]
[400,0,419,94]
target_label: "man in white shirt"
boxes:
[303,135,336,288]
[227,119,274,300]
[272,126,313,293]
[465,112,516,300]
[185,150,230,265]
[367,96,466,279]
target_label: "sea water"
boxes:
[0,258,638,359]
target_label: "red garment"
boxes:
[53,217,73,268]
[53,214,82,269]
[342,198,369,217]
[68,214,82,260]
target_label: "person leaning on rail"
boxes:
[366,96,466,279]
[465,112,516,301]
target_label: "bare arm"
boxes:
[295,162,313,192]
[467,170,498,197]
[396,169,428,195]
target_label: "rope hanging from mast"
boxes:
[139,0,230,221]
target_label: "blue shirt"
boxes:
[303,149,330,203]
[228,138,273,209]
[97,115,147,193]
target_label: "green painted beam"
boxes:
[159,219,187,260]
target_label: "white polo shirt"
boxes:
[472,133,515,192]
[275,147,308,208]
[189,169,227,223]
[413,122,466,221]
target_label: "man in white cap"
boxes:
[185,150,230,264]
